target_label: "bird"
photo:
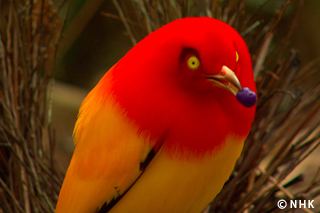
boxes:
[55,17,257,213]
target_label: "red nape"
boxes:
[103,17,256,157]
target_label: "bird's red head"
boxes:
[105,17,256,157]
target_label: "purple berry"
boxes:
[236,87,257,107]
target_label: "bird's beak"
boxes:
[206,65,241,95]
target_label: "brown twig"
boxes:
[0,0,63,212]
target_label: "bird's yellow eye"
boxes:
[235,51,239,63]
[187,55,200,70]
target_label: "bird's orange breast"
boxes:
[109,138,244,213]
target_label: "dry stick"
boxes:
[266,101,320,173]
[100,12,122,21]
[0,178,24,213]
[254,32,273,78]
[305,167,320,195]
[100,12,143,29]
[271,86,318,143]
[6,4,32,213]
[258,96,300,151]
[260,138,320,206]
[242,21,260,37]
[240,170,290,213]
[295,137,320,168]
[254,0,294,77]
[34,2,57,209]
[294,121,320,149]
[235,81,311,210]
[267,175,314,213]
[135,0,153,33]
[1,1,62,211]
[257,168,313,213]
[295,58,320,83]
[20,132,50,211]
[112,0,137,45]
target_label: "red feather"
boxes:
[98,17,256,157]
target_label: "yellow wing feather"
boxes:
[56,72,153,212]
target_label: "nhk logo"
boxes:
[277,199,315,209]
